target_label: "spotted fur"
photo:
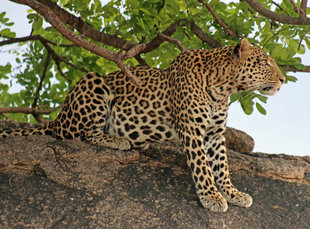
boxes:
[0,38,285,212]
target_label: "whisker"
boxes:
[240,91,256,102]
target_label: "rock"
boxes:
[225,126,255,152]
[0,121,309,228]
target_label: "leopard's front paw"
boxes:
[199,192,228,212]
[224,191,253,208]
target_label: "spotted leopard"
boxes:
[0,38,285,212]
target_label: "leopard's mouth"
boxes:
[259,86,279,95]
[261,86,272,91]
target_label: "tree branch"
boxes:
[32,53,51,109]
[244,0,310,25]
[40,39,88,74]
[158,32,186,52]
[55,61,72,83]
[0,34,74,47]
[281,65,310,73]
[197,0,238,37]
[142,19,185,53]
[298,26,310,50]
[189,21,222,48]
[290,0,300,14]
[0,105,63,116]
[134,55,149,66]
[300,0,307,16]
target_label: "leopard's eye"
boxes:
[260,59,270,66]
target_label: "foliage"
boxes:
[0,0,309,122]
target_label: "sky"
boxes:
[0,1,309,156]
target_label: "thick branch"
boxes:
[134,55,149,66]
[189,21,222,48]
[0,105,63,115]
[244,0,310,25]
[197,0,238,37]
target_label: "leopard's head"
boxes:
[232,38,286,96]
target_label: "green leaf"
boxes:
[0,28,16,38]
[240,99,254,115]
[15,58,21,64]
[0,63,12,75]
[256,94,268,103]
[32,16,43,31]
[229,93,240,105]
[256,102,267,115]
[285,75,298,82]
[0,12,6,21]
[305,37,310,50]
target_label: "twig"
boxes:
[32,53,51,109]
[31,53,52,123]
[115,59,141,85]
[290,0,300,14]
[298,27,310,51]
[271,1,284,11]
[40,37,88,73]
[300,0,307,18]
[55,61,72,83]
[0,34,74,47]
[158,32,186,52]
[197,0,238,37]
[262,26,292,49]
[0,34,88,74]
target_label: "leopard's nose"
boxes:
[279,75,285,84]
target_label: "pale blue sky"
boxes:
[0,1,309,156]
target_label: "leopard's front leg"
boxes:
[205,129,253,208]
[183,133,228,212]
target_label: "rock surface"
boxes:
[0,121,309,228]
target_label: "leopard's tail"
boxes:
[0,121,55,139]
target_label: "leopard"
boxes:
[0,38,285,212]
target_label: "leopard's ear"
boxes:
[233,38,253,61]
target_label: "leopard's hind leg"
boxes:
[54,72,131,150]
